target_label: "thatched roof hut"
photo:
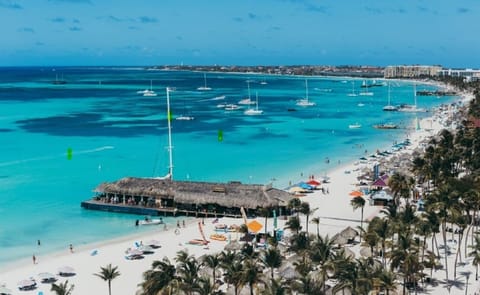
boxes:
[94,177,293,210]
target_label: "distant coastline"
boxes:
[147,64,385,78]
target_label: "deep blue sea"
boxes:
[0,67,456,265]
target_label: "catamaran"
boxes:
[197,73,212,91]
[244,92,263,115]
[143,80,157,97]
[359,80,373,96]
[398,83,426,113]
[347,81,358,97]
[382,82,398,111]
[296,79,316,107]
[238,81,255,105]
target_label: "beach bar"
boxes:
[81,177,293,218]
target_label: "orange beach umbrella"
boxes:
[349,190,364,197]
[247,220,263,233]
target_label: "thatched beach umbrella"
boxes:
[359,247,373,258]
[331,233,348,246]
[224,240,242,251]
[279,265,300,280]
[340,226,359,240]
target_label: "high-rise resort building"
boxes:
[439,68,480,82]
[384,65,442,78]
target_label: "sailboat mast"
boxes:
[204,73,207,88]
[413,83,417,107]
[305,79,309,100]
[166,87,174,180]
[388,82,391,105]
[255,92,259,111]
[247,81,251,100]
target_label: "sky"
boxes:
[0,0,479,67]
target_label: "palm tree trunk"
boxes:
[442,221,449,281]
[454,232,464,279]
[108,281,112,295]
[306,214,309,235]
[360,207,364,243]
[271,267,274,280]
[316,222,320,237]
[250,282,254,295]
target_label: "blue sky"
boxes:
[0,0,479,67]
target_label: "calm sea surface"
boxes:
[0,67,457,264]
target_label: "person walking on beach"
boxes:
[69,244,74,253]
[32,254,36,264]
[37,239,41,246]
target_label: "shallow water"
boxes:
[0,67,456,264]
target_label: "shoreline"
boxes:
[0,81,469,295]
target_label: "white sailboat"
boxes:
[296,79,316,107]
[382,82,398,111]
[347,81,358,97]
[359,80,373,96]
[348,123,362,129]
[197,73,211,91]
[244,92,263,115]
[398,83,426,113]
[143,80,157,97]
[238,81,255,105]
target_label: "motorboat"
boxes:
[224,104,241,111]
[349,123,362,129]
[373,123,398,129]
[176,115,195,121]
[137,218,164,225]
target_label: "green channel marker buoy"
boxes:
[168,110,173,122]
[218,130,223,142]
[67,147,73,160]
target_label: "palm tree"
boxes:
[138,258,177,295]
[469,235,480,280]
[299,202,317,235]
[94,264,121,295]
[193,276,223,295]
[291,275,324,295]
[260,278,291,295]
[51,280,74,295]
[223,259,244,295]
[311,217,321,237]
[175,251,201,295]
[285,215,302,234]
[261,247,283,280]
[288,197,302,217]
[202,253,221,285]
[375,269,398,295]
[242,258,263,295]
[350,196,366,242]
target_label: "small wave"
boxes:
[0,146,114,167]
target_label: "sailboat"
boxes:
[197,73,212,91]
[238,81,255,105]
[382,82,398,111]
[398,83,426,113]
[296,79,316,107]
[359,80,373,96]
[51,73,67,85]
[244,92,263,115]
[143,80,157,97]
[347,81,358,97]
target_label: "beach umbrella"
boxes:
[224,240,242,251]
[349,190,363,197]
[0,286,12,295]
[307,179,321,186]
[58,266,75,276]
[360,247,373,258]
[288,186,305,193]
[38,272,56,283]
[297,182,314,190]
[127,249,143,256]
[279,266,300,280]
[138,245,155,254]
[340,226,359,240]
[145,239,161,248]
[247,220,263,233]
[17,279,36,289]
[331,233,348,246]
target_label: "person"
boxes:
[182,220,185,228]
[135,219,139,226]
[177,220,180,228]
[32,254,36,264]
[37,239,41,246]
[69,244,74,253]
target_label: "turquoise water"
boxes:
[0,67,456,264]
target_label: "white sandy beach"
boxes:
[0,88,476,295]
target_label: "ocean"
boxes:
[0,67,456,265]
